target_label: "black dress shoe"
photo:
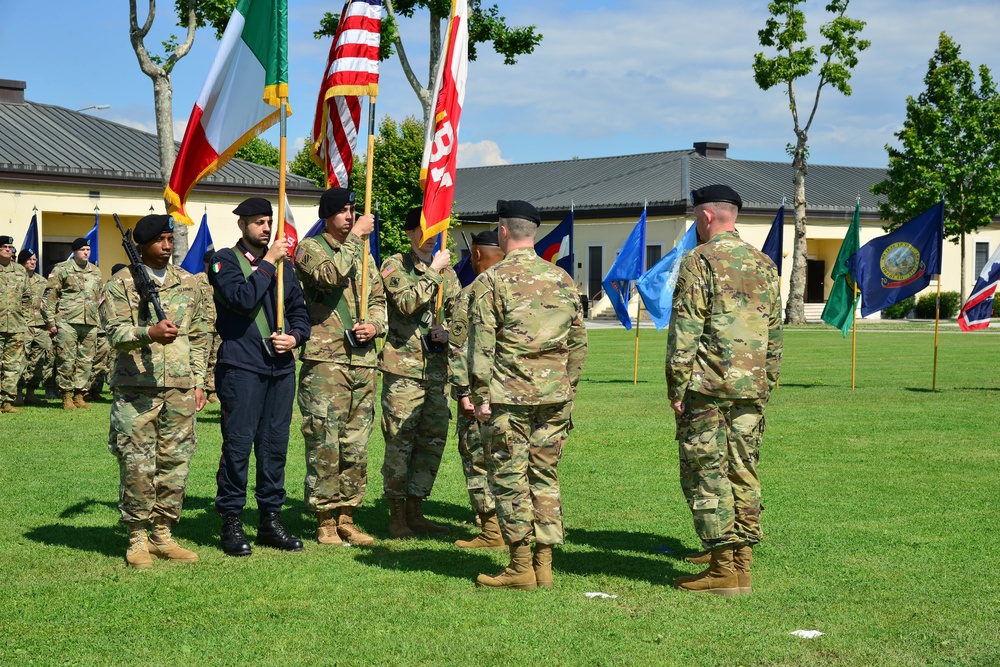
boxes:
[257,511,303,552]
[221,515,252,557]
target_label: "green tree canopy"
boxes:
[233,136,280,171]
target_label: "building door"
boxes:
[42,241,73,277]
[645,244,662,271]
[588,246,603,300]
[806,259,826,303]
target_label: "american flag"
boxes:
[311,0,382,188]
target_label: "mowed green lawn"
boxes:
[1,326,998,666]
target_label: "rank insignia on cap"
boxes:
[212,262,222,273]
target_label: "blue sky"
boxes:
[1,0,998,169]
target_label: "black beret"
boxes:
[203,250,215,264]
[403,206,423,231]
[133,214,175,245]
[497,200,540,225]
[0,235,13,245]
[71,237,90,251]
[471,229,499,247]
[17,248,35,263]
[111,263,128,275]
[233,197,273,217]
[319,188,356,218]
[691,184,742,211]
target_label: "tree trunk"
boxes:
[151,74,188,263]
[784,141,809,324]
[959,228,966,303]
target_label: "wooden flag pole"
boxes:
[276,97,288,332]
[932,275,942,392]
[633,292,641,385]
[434,230,447,324]
[360,96,377,322]
[851,284,859,391]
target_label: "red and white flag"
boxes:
[311,0,382,188]
[283,194,299,261]
[165,0,289,225]
[419,0,468,245]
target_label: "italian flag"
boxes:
[165,0,289,225]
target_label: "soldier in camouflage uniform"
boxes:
[296,188,385,546]
[0,236,31,413]
[100,215,208,569]
[449,229,505,549]
[42,237,103,410]
[667,185,782,596]
[469,201,588,590]
[88,297,112,401]
[196,251,220,401]
[379,206,460,538]
[16,249,51,406]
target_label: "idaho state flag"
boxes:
[534,211,574,278]
[847,201,944,318]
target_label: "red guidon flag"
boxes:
[283,194,299,261]
[418,0,468,245]
[164,0,289,225]
[311,0,382,188]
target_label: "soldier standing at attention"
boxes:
[42,237,103,410]
[295,187,384,546]
[379,206,460,538]
[667,185,782,596]
[449,229,505,549]
[101,215,208,568]
[210,197,310,557]
[0,236,30,413]
[16,249,51,406]
[197,250,220,403]
[469,201,588,590]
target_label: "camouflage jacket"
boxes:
[468,248,588,407]
[295,232,387,368]
[25,271,48,327]
[448,279,483,400]
[0,260,30,333]
[378,250,460,382]
[195,272,217,325]
[667,230,782,402]
[100,264,208,390]
[43,259,103,327]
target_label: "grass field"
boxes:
[1,326,998,666]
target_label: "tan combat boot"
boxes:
[24,386,45,406]
[684,548,712,565]
[533,544,554,589]
[316,509,343,545]
[476,541,537,590]
[454,512,505,549]
[73,391,91,409]
[733,544,753,595]
[147,519,199,562]
[405,496,449,535]
[125,523,152,569]
[0,401,20,414]
[388,498,415,539]
[337,506,374,546]
[673,545,742,595]
[62,392,76,410]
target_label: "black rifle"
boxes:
[113,213,167,322]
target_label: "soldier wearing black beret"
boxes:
[16,245,50,407]
[0,233,30,413]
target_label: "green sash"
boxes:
[303,235,355,331]
[227,247,281,336]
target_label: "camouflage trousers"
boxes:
[20,326,52,388]
[676,391,765,549]
[485,402,571,546]
[380,373,450,499]
[457,413,495,515]
[90,331,111,392]
[299,361,377,511]
[108,387,197,525]
[53,322,97,392]
[0,331,25,402]
[204,333,220,393]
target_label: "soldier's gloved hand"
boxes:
[264,236,289,265]
[352,322,376,344]
[474,403,492,423]
[458,396,475,419]
[429,323,448,344]
[350,214,376,238]
[430,248,451,272]
[194,388,207,412]
[149,319,179,345]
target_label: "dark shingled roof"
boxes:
[0,99,320,194]
[454,148,887,222]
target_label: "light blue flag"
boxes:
[636,222,698,330]
[180,213,214,274]
[601,210,647,329]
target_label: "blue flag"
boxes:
[304,218,325,240]
[636,222,698,330]
[454,253,475,287]
[601,210,647,329]
[21,213,40,274]
[180,213,215,274]
[85,212,99,266]
[535,211,574,278]
[847,201,944,317]
[370,209,381,267]
[761,205,784,275]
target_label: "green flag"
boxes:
[821,201,862,337]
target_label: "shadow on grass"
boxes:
[560,528,688,584]
[774,383,827,388]
[354,544,497,581]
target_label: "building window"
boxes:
[645,244,662,271]
[975,241,990,278]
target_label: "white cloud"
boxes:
[457,140,510,168]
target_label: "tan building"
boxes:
[0,79,322,278]
[454,142,1000,320]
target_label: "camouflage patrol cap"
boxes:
[233,197,272,217]
[404,206,423,231]
[471,229,499,247]
[691,184,742,211]
[133,214,174,245]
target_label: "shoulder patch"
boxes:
[295,245,307,263]
[381,264,396,278]
[388,276,400,289]
[212,262,222,273]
